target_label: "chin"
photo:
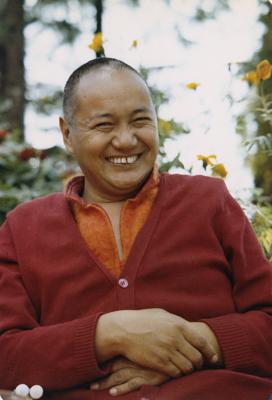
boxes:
[111,177,144,193]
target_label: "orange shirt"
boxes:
[65,169,159,278]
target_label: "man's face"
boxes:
[60,67,159,202]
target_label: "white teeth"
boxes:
[108,155,139,164]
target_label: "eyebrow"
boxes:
[131,107,152,116]
[88,113,113,121]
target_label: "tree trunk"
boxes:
[94,0,104,57]
[0,0,25,139]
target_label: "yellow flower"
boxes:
[242,70,260,85]
[186,82,200,90]
[197,154,217,169]
[256,59,272,81]
[88,32,104,53]
[159,118,172,137]
[243,60,272,85]
[131,40,138,49]
[211,163,228,178]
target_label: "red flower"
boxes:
[39,150,47,160]
[0,129,8,141]
[19,147,36,161]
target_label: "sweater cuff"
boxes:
[201,314,253,371]
[74,313,111,382]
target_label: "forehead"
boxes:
[74,67,153,112]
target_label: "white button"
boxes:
[29,385,43,399]
[118,278,128,288]
[15,384,30,397]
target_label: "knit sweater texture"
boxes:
[0,173,272,400]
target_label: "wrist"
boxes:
[95,311,123,363]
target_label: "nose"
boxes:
[111,125,138,150]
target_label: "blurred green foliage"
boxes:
[0,129,79,223]
[252,203,272,261]
[240,193,272,262]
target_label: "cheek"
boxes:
[73,136,107,158]
[140,129,159,149]
[146,133,159,154]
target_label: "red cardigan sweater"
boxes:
[0,173,272,400]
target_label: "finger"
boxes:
[109,378,143,396]
[170,351,194,375]
[111,357,138,372]
[129,351,181,378]
[153,356,181,378]
[90,369,133,390]
[183,328,217,364]
[176,341,204,370]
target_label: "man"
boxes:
[0,57,272,400]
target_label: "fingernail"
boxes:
[109,388,118,396]
[211,354,218,363]
[90,383,99,390]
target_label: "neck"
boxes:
[82,170,153,204]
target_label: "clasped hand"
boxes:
[93,308,220,396]
[90,356,169,396]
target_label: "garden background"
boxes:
[0,0,271,260]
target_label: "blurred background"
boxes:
[0,0,271,258]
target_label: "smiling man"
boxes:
[60,62,159,204]
[0,58,272,400]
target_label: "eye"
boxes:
[96,122,112,127]
[137,117,151,121]
[132,117,152,125]
[94,122,113,130]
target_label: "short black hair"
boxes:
[63,57,146,124]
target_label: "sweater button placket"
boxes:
[117,277,133,308]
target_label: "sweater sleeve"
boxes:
[0,220,111,391]
[201,182,272,377]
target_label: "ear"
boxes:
[59,117,75,155]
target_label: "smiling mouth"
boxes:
[106,154,141,165]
